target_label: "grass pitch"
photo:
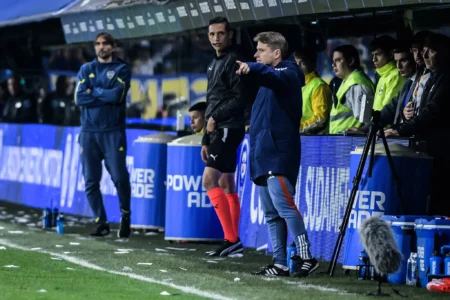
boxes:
[0,201,448,300]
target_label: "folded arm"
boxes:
[74,66,104,107]
[92,66,131,104]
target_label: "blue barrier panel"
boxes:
[236,136,270,250]
[0,123,174,223]
[164,136,222,241]
[2,123,420,264]
[343,147,433,269]
[130,134,175,229]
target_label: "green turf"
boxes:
[1,201,449,300]
[0,247,205,300]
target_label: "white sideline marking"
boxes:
[282,280,351,294]
[0,239,233,300]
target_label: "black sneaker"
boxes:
[291,255,319,277]
[118,214,131,238]
[252,264,290,277]
[90,222,110,237]
[204,239,243,257]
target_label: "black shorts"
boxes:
[206,127,245,173]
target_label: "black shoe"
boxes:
[204,239,243,257]
[90,222,110,237]
[118,214,131,238]
[252,264,290,277]
[291,256,319,277]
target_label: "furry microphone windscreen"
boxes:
[359,217,402,275]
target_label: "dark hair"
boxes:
[94,32,115,46]
[209,17,230,32]
[424,33,450,53]
[254,31,289,59]
[393,43,413,55]
[333,45,361,70]
[370,35,397,54]
[294,48,317,66]
[411,30,433,49]
[189,101,207,112]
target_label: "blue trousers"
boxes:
[79,130,131,223]
[259,175,312,266]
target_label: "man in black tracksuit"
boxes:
[75,32,132,238]
[202,17,251,257]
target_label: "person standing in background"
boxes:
[370,35,406,111]
[294,48,332,134]
[75,32,132,238]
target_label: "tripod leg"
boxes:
[327,124,377,276]
[368,130,377,178]
[378,130,408,214]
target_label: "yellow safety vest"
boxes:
[301,76,328,124]
[329,70,375,134]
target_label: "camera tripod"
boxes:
[327,111,407,277]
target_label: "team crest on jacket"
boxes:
[107,70,115,79]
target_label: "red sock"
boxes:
[225,193,241,238]
[207,187,237,242]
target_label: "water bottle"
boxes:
[42,208,52,228]
[406,253,414,285]
[52,208,59,228]
[444,254,450,276]
[411,253,418,286]
[56,214,64,235]
[430,251,443,275]
[357,250,369,280]
[286,242,297,274]
[176,110,185,131]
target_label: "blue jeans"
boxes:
[259,175,312,267]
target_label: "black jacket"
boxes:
[202,47,255,145]
[379,77,414,129]
[398,69,450,157]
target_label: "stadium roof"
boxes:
[0,0,449,43]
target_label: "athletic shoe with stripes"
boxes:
[291,255,319,277]
[204,239,244,257]
[252,264,290,277]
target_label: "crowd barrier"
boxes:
[1,123,424,263]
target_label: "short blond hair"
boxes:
[254,31,289,59]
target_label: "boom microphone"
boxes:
[359,216,402,276]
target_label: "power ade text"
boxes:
[130,168,155,199]
[166,175,212,208]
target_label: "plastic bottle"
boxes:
[52,208,59,228]
[406,252,414,285]
[176,110,185,131]
[444,253,450,276]
[411,252,418,286]
[56,214,64,235]
[430,251,443,275]
[286,242,297,274]
[357,250,369,280]
[42,208,51,229]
